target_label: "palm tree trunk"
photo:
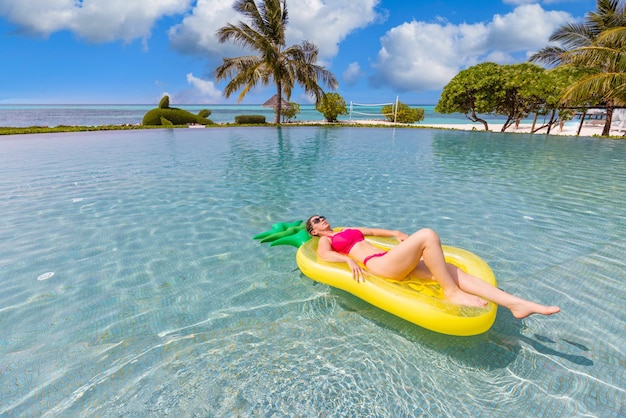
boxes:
[275,82,282,125]
[603,105,613,136]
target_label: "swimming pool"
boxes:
[0,127,624,416]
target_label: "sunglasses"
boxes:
[307,216,326,233]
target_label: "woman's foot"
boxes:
[445,289,488,307]
[510,301,560,319]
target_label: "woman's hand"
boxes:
[394,231,409,242]
[347,259,365,283]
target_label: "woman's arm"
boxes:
[354,227,409,242]
[317,236,365,282]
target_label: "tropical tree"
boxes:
[215,0,338,124]
[496,63,549,132]
[435,62,503,131]
[437,62,580,133]
[530,65,592,133]
[530,0,626,135]
[381,102,425,123]
[316,92,348,122]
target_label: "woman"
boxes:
[306,215,560,319]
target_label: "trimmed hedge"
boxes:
[160,117,174,126]
[197,109,211,118]
[143,108,213,125]
[142,95,213,126]
[234,115,266,124]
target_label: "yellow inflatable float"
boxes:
[255,221,497,336]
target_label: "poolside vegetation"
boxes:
[234,115,267,124]
[280,102,300,123]
[382,101,425,124]
[437,0,626,136]
[530,0,626,136]
[142,95,214,126]
[436,62,591,133]
[316,92,349,122]
[214,0,338,124]
[0,125,160,135]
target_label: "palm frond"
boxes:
[215,56,260,77]
[563,71,626,105]
[595,26,626,47]
[215,0,338,119]
[531,0,626,109]
[529,46,569,66]
[590,0,626,30]
[549,22,594,48]
[233,0,265,32]
[568,45,626,71]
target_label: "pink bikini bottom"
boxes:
[363,252,386,267]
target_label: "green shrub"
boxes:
[281,102,300,122]
[316,92,348,122]
[142,108,212,125]
[381,102,425,123]
[197,109,211,118]
[159,95,170,109]
[160,117,174,126]
[234,115,266,124]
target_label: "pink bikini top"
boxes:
[330,229,365,254]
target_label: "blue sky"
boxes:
[0,0,597,105]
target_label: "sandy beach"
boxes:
[329,118,626,137]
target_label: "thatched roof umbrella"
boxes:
[262,94,292,109]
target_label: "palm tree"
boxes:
[562,27,626,106]
[215,0,338,124]
[530,0,626,135]
[530,0,625,65]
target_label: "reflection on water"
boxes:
[0,127,623,417]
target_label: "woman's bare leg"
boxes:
[368,228,559,315]
[447,265,560,318]
[368,228,486,307]
[412,259,561,317]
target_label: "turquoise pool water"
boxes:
[0,127,624,417]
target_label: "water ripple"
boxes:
[0,128,624,417]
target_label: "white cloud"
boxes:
[171,73,223,104]
[285,0,383,60]
[370,4,572,92]
[487,4,571,50]
[0,0,192,43]
[343,62,363,85]
[187,73,221,97]
[168,0,384,62]
[483,51,516,64]
[371,21,480,91]
[168,0,243,57]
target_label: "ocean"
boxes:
[0,103,517,128]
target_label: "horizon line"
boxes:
[0,102,438,106]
